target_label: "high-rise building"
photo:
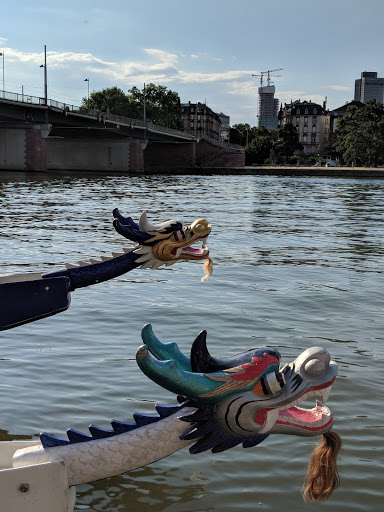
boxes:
[354,72,384,103]
[258,85,279,129]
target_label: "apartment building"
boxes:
[278,100,330,154]
[181,102,221,140]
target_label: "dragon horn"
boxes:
[141,324,192,371]
[139,211,182,232]
[136,345,229,404]
[190,331,282,373]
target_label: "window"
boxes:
[296,108,300,114]
[305,108,309,114]
[313,108,317,114]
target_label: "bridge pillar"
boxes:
[0,124,49,171]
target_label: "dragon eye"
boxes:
[304,358,326,377]
[190,218,210,234]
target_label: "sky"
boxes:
[0,0,383,126]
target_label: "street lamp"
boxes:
[143,82,147,126]
[39,45,48,105]
[0,52,4,98]
[84,78,89,111]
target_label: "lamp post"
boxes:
[39,45,47,105]
[84,78,89,111]
[143,82,146,126]
[0,52,4,98]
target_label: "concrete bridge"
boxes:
[0,92,244,172]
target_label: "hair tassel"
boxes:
[303,430,342,502]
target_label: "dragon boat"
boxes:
[0,209,340,511]
[1,324,338,511]
[0,209,212,331]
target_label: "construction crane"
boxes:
[252,68,283,87]
[252,72,265,87]
[262,68,283,86]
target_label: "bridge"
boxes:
[0,91,244,172]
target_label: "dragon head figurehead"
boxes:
[113,209,211,270]
[136,325,338,447]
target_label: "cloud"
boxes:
[143,48,178,67]
[226,80,258,97]
[176,69,254,83]
[277,90,326,105]
[326,85,351,91]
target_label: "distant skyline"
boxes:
[1,0,383,125]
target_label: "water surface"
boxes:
[0,172,383,511]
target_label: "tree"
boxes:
[331,100,384,166]
[126,84,183,129]
[82,86,132,117]
[80,84,183,130]
[245,126,277,164]
[274,124,303,163]
[231,123,256,146]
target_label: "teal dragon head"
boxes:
[137,325,338,444]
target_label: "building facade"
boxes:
[181,102,221,140]
[218,112,230,142]
[278,100,330,154]
[258,85,279,129]
[354,72,384,104]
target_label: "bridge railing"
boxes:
[0,89,243,148]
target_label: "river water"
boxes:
[0,172,383,511]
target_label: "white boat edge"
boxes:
[0,441,76,512]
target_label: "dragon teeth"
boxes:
[259,409,279,433]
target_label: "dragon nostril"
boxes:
[305,358,326,377]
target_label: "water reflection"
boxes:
[75,466,212,512]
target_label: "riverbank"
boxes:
[2,165,384,178]
[146,165,384,178]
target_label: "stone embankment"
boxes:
[146,166,384,178]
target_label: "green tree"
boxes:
[245,126,277,164]
[274,124,303,163]
[231,123,256,146]
[126,84,183,129]
[81,86,132,116]
[332,100,384,166]
[81,84,183,130]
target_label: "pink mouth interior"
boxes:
[181,246,208,258]
[278,405,324,423]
